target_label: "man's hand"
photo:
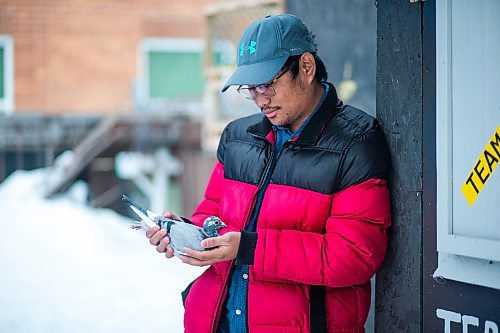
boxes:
[179,232,241,267]
[145,211,182,259]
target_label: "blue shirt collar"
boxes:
[273,83,329,150]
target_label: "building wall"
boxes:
[0,0,216,114]
[286,0,376,116]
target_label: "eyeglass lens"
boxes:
[238,60,294,100]
[239,84,274,100]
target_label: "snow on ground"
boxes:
[0,169,206,333]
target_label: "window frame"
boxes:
[0,35,14,114]
[435,0,500,290]
[136,37,205,112]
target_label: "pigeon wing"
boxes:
[168,222,207,256]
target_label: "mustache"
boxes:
[261,106,280,112]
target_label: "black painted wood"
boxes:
[375,1,423,332]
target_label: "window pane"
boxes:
[148,51,204,99]
[0,47,4,99]
[450,0,500,241]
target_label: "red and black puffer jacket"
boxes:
[183,83,391,333]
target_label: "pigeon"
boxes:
[121,195,227,257]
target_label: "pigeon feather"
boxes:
[122,195,226,257]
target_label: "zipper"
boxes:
[256,150,275,191]
[246,140,280,230]
[248,132,282,191]
[256,141,287,203]
[245,133,276,227]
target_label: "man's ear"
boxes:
[299,52,317,84]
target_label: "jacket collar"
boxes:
[247,82,341,145]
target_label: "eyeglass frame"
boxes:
[236,60,296,100]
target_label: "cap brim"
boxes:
[221,55,289,92]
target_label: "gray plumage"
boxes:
[159,216,226,256]
[122,195,226,257]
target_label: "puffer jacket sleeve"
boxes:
[252,128,391,287]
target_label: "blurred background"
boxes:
[0,0,376,216]
[0,0,376,332]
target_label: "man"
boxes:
[147,14,391,333]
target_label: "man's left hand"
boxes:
[179,232,241,267]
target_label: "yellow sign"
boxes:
[462,126,500,205]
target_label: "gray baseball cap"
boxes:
[221,14,317,92]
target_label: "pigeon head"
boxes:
[203,216,227,237]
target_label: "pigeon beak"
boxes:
[220,221,227,229]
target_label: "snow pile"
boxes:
[0,169,205,333]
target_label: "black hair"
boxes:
[283,53,328,82]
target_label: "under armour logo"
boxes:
[240,41,257,56]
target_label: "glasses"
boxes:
[237,62,294,100]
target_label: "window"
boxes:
[0,35,14,114]
[436,0,500,289]
[136,38,205,113]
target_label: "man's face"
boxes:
[254,58,315,132]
